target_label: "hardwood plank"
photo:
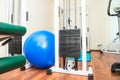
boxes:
[0,51,120,80]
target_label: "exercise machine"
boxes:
[47,0,93,79]
[59,0,80,70]
[101,0,120,73]
[0,22,26,74]
[98,0,120,54]
[59,0,90,70]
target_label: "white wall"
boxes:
[87,0,108,49]
[87,0,120,50]
[25,0,54,38]
[0,0,8,22]
[0,0,54,57]
[0,0,9,57]
[19,0,54,55]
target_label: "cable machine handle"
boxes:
[107,0,117,16]
[2,37,13,46]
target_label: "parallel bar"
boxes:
[50,66,92,76]
[81,0,87,71]
[54,0,59,68]
[118,17,120,38]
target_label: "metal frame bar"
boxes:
[50,0,92,76]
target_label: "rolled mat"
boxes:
[0,55,26,74]
[0,22,26,36]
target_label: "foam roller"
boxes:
[0,55,26,74]
[0,22,26,36]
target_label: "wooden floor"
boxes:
[0,51,120,80]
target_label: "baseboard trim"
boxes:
[90,49,100,52]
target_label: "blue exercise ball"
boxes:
[23,30,55,68]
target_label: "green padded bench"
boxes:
[0,22,26,74]
[0,22,26,36]
[0,55,26,74]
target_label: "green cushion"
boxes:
[0,55,26,74]
[0,22,26,36]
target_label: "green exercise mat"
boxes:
[0,55,26,74]
[0,22,26,36]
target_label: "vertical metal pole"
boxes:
[75,0,77,28]
[63,0,65,29]
[7,0,14,24]
[81,0,87,72]
[68,0,71,28]
[18,0,21,24]
[66,0,68,29]
[6,0,11,56]
[12,0,15,23]
[54,0,59,68]
[7,0,11,23]
[118,16,120,39]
